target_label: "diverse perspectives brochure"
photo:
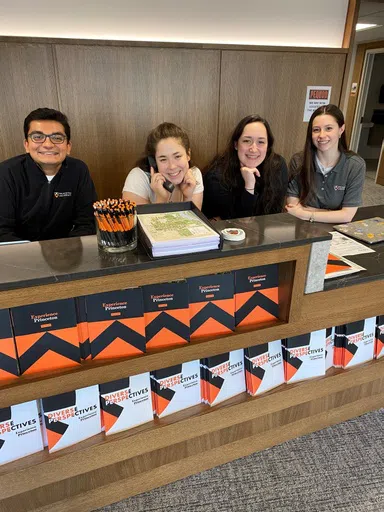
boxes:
[325,327,334,371]
[375,315,384,359]
[334,318,375,368]
[283,330,326,383]
[99,373,153,434]
[42,385,101,453]
[0,400,43,465]
[244,340,284,396]
[201,350,245,406]
[151,360,200,418]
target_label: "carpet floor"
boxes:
[95,408,384,512]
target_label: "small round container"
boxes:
[221,227,246,241]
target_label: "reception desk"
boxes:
[0,207,383,512]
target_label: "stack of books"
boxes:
[138,209,220,257]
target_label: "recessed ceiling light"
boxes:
[356,23,380,31]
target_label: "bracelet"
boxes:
[245,188,254,191]
[308,212,315,223]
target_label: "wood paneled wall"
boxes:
[219,51,346,157]
[0,40,347,199]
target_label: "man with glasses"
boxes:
[0,107,97,242]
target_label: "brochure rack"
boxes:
[0,235,383,512]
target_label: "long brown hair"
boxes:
[135,122,192,172]
[295,104,349,205]
[204,115,285,214]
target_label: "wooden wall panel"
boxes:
[0,43,59,161]
[53,45,221,199]
[218,51,347,162]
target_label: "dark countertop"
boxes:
[321,205,384,291]
[0,211,331,292]
[0,206,382,293]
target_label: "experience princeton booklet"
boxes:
[138,210,220,257]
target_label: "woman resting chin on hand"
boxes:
[286,104,365,224]
[202,114,288,220]
[122,122,203,209]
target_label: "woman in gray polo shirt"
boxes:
[286,104,365,223]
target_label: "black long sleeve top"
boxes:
[0,154,97,242]
[202,157,288,220]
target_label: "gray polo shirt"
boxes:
[287,152,366,209]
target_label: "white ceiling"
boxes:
[356,0,384,42]
[0,0,349,48]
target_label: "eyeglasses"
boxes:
[28,132,67,144]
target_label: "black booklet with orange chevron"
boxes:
[0,308,19,383]
[188,273,235,340]
[375,315,384,359]
[86,288,146,360]
[143,281,190,350]
[99,373,153,434]
[244,340,284,396]
[151,360,200,417]
[234,264,279,327]
[334,318,375,368]
[42,385,101,453]
[11,299,81,375]
[75,297,91,360]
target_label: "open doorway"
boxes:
[349,49,384,180]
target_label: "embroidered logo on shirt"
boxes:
[334,185,346,191]
[54,192,72,198]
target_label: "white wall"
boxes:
[0,0,349,47]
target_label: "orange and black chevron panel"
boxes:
[188,273,235,339]
[11,299,81,375]
[86,289,146,360]
[0,309,19,382]
[235,265,279,327]
[326,253,353,275]
[143,282,190,350]
[75,297,91,360]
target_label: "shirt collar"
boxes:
[26,153,67,177]
[313,151,346,174]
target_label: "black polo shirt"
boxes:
[0,154,97,242]
[287,152,366,210]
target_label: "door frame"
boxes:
[345,40,384,147]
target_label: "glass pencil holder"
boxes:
[95,207,137,253]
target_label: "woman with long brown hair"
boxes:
[286,104,365,223]
[202,115,288,219]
